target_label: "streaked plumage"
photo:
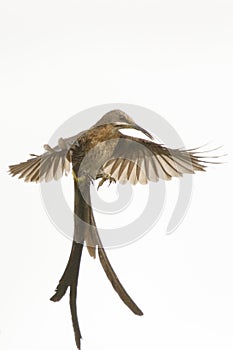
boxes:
[8,109,217,349]
[9,110,208,185]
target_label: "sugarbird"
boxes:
[9,109,215,349]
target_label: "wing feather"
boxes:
[118,159,129,180]
[101,136,212,185]
[9,147,72,183]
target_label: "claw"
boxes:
[97,178,105,190]
[88,175,94,185]
[97,174,116,190]
[108,177,116,186]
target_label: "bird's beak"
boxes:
[132,123,154,140]
[115,122,154,140]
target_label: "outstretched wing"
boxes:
[102,136,216,185]
[8,135,80,183]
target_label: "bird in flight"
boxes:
[9,109,217,349]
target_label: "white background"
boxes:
[0,1,232,349]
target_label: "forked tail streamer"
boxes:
[50,178,143,349]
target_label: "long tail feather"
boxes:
[50,242,83,302]
[50,241,83,348]
[50,177,143,350]
[70,259,82,349]
[98,246,143,315]
[50,180,90,349]
[89,206,143,316]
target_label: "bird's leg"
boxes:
[97,173,116,190]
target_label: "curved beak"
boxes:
[114,121,154,140]
[133,123,154,140]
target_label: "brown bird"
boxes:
[9,109,216,349]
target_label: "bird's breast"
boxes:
[74,131,119,179]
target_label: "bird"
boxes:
[9,109,217,349]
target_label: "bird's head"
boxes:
[94,109,153,140]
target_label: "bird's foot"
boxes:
[97,174,116,190]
